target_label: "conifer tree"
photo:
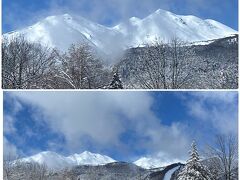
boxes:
[108,71,123,89]
[177,141,213,180]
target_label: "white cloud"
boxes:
[3,95,23,135]
[185,92,238,135]
[4,115,16,135]
[9,91,190,160]
[190,91,237,104]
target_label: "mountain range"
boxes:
[15,151,181,170]
[17,151,116,170]
[4,9,237,55]
[12,151,184,179]
[9,151,239,180]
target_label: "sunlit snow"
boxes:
[4,9,237,56]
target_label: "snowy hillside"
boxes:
[4,9,237,55]
[163,165,180,180]
[134,157,166,169]
[134,156,183,169]
[113,9,236,46]
[18,151,116,169]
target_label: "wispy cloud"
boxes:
[183,92,238,135]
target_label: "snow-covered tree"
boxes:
[117,36,238,89]
[2,35,56,89]
[126,38,198,89]
[205,134,238,180]
[55,44,110,89]
[108,71,123,89]
[177,141,213,180]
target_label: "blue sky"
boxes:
[2,0,238,33]
[3,91,238,163]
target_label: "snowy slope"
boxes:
[134,156,183,169]
[134,157,164,169]
[18,151,116,170]
[4,14,123,55]
[4,9,237,55]
[113,9,236,46]
[67,151,115,166]
[163,165,180,180]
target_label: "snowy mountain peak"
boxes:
[24,151,64,161]
[68,151,116,166]
[18,151,116,170]
[129,17,141,24]
[81,150,95,155]
[154,8,174,15]
[4,9,237,56]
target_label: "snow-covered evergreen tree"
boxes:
[108,72,123,89]
[177,141,213,180]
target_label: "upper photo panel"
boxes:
[2,0,238,89]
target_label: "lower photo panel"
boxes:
[3,91,238,180]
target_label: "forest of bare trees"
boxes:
[125,39,198,89]
[2,36,112,89]
[118,36,238,89]
[2,36,56,89]
[3,154,48,180]
[2,35,238,89]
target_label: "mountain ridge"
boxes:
[4,9,237,56]
[17,151,116,170]
[15,150,183,170]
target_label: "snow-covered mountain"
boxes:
[134,157,167,169]
[134,156,183,169]
[16,150,184,171]
[18,151,116,170]
[4,9,237,55]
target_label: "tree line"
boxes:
[117,37,238,89]
[2,36,238,89]
[2,36,123,89]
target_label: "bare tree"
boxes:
[54,44,109,89]
[3,153,18,180]
[205,134,238,180]
[23,162,48,180]
[134,41,168,89]
[169,38,198,89]
[118,35,238,89]
[2,36,56,89]
[196,55,238,89]
[132,38,198,89]
[2,37,111,89]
